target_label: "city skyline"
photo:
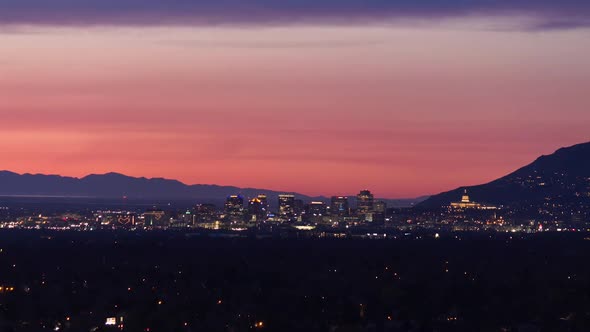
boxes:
[1,2,589,198]
[0,140,587,203]
[1,2,590,331]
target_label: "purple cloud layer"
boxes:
[0,0,589,29]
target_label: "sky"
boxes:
[0,1,589,198]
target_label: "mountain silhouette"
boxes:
[0,171,424,208]
[0,171,317,205]
[418,141,590,208]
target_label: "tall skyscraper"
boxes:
[330,196,349,216]
[294,199,304,217]
[356,190,374,214]
[257,194,269,215]
[278,194,295,220]
[248,197,266,222]
[306,201,327,216]
[304,201,327,222]
[225,195,244,221]
[373,200,387,223]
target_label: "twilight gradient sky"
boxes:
[1,1,589,198]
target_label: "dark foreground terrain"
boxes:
[0,231,590,331]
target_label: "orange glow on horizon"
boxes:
[1,26,589,198]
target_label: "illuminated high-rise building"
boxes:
[306,201,327,216]
[248,197,266,222]
[225,195,244,220]
[330,196,349,216]
[294,199,304,216]
[194,203,217,223]
[257,194,269,214]
[278,194,295,220]
[356,190,374,214]
[303,201,327,222]
[373,201,387,223]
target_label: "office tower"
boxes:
[330,196,349,216]
[294,199,304,216]
[357,190,374,214]
[248,197,266,222]
[257,194,269,215]
[304,201,327,222]
[194,203,217,223]
[278,194,295,220]
[373,200,387,223]
[306,201,327,216]
[225,195,244,220]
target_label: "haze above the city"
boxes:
[1,1,589,198]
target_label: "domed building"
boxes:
[450,189,485,209]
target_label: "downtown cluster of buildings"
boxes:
[1,187,588,234]
[122,189,389,230]
[0,190,390,231]
[222,190,387,224]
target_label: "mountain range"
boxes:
[419,141,590,208]
[0,171,423,208]
[3,141,587,209]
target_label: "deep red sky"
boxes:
[1,25,589,198]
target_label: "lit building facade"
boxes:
[450,190,482,209]
[278,194,295,220]
[330,196,349,217]
[143,208,168,227]
[194,204,217,223]
[450,189,496,210]
[248,197,266,222]
[225,195,245,221]
[357,190,374,214]
[373,201,387,222]
[304,201,327,223]
[306,201,327,215]
[257,194,269,214]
